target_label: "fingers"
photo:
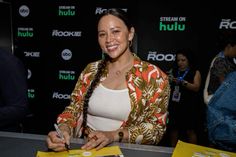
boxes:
[90,135,98,141]
[62,131,70,146]
[81,132,111,150]
[46,131,70,151]
[95,141,108,150]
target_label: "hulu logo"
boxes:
[59,71,75,80]
[28,89,35,99]
[58,9,75,16]
[17,30,33,37]
[159,22,185,31]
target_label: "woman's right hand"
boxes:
[46,130,70,152]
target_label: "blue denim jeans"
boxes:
[207,71,236,152]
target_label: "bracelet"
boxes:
[118,131,124,142]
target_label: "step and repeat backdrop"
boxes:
[10,1,235,136]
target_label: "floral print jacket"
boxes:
[57,55,170,145]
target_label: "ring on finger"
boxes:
[91,136,98,141]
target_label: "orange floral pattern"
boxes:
[57,55,170,145]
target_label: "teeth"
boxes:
[107,45,117,50]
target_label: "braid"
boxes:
[81,57,108,137]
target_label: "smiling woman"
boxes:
[46,8,170,152]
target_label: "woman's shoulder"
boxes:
[134,57,168,78]
[134,54,162,69]
[212,57,228,69]
[82,60,102,74]
[142,60,162,70]
[85,60,102,68]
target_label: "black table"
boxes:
[0,131,174,157]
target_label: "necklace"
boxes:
[115,62,132,76]
[115,70,122,76]
[110,59,133,77]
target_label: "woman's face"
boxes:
[177,53,189,70]
[97,14,134,59]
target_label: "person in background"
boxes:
[205,30,236,152]
[46,8,170,151]
[203,31,236,105]
[207,71,236,152]
[167,48,201,147]
[0,48,29,132]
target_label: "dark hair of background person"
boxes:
[216,30,236,51]
[173,48,199,71]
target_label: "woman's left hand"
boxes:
[81,131,115,150]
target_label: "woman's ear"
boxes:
[128,27,135,41]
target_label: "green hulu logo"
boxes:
[17,30,33,37]
[59,73,75,80]
[159,22,185,31]
[58,9,75,16]
[28,90,35,99]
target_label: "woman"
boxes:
[46,8,170,151]
[168,49,201,147]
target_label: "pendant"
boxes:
[116,70,121,76]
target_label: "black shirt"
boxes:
[0,48,29,132]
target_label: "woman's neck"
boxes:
[108,53,134,77]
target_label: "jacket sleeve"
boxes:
[56,64,92,135]
[127,68,170,145]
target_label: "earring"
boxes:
[129,40,133,47]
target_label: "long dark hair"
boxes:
[81,8,132,137]
[97,8,133,31]
[81,56,107,137]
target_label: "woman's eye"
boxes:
[112,30,120,35]
[98,33,105,37]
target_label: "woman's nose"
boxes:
[105,33,114,43]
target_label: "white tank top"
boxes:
[87,83,131,131]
